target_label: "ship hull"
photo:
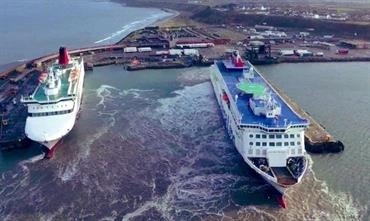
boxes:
[43,138,62,159]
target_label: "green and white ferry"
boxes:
[21,47,85,158]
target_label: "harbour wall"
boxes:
[258,72,345,154]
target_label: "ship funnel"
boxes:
[58,47,70,65]
[235,55,244,67]
[231,51,244,67]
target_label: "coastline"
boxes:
[110,0,180,27]
[0,1,176,74]
[152,8,180,27]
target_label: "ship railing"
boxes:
[20,95,75,104]
[223,84,243,125]
[240,122,307,133]
[20,95,34,102]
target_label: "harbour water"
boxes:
[0,1,369,220]
[0,0,171,69]
[258,63,370,220]
[0,64,368,220]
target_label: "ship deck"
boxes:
[215,61,308,128]
[32,62,79,102]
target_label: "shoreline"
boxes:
[0,2,177,74]
[152,8,180,26]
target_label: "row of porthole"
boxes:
[248,148,303,155]
[250,133,300,139]
[29,109,72,117]
[33,104,69,110]
[249,141,301,147]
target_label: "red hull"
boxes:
[45,139,63,159]
[276,194,287,209]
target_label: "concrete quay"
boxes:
[260,73,344,154]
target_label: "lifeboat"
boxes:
[69,69,79,82]
[131,58,140,65]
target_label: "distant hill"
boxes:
[192,7,370,39]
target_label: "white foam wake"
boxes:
[96,84,120,108]
[58,85,154,182]
[19,153,45,165]
[94,22,137,44]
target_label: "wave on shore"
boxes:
[94,11,172,44]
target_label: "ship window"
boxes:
[262,142,267,146]
[269,134,274,139]
[262,134,267,139]
[276,142,282,146]
[248,149,253,154]
[276,134,282,139]
[256,149,260,155]
[249,142,253,146]
[297,141,301,145]
[290,134,294,138]
[249,134,253,138]
[269,142,275,146]
[290,141,295,146]
[298,148,302,154]
[284,142,289,146]
[262,149,267,155]
[256,142,261,146]
[284,134,289,138]
[297,134,301,138]
[256,134,261,138]
[291,149,295,154]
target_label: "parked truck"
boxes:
[138,47,152,53]
[124,47,137,53]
